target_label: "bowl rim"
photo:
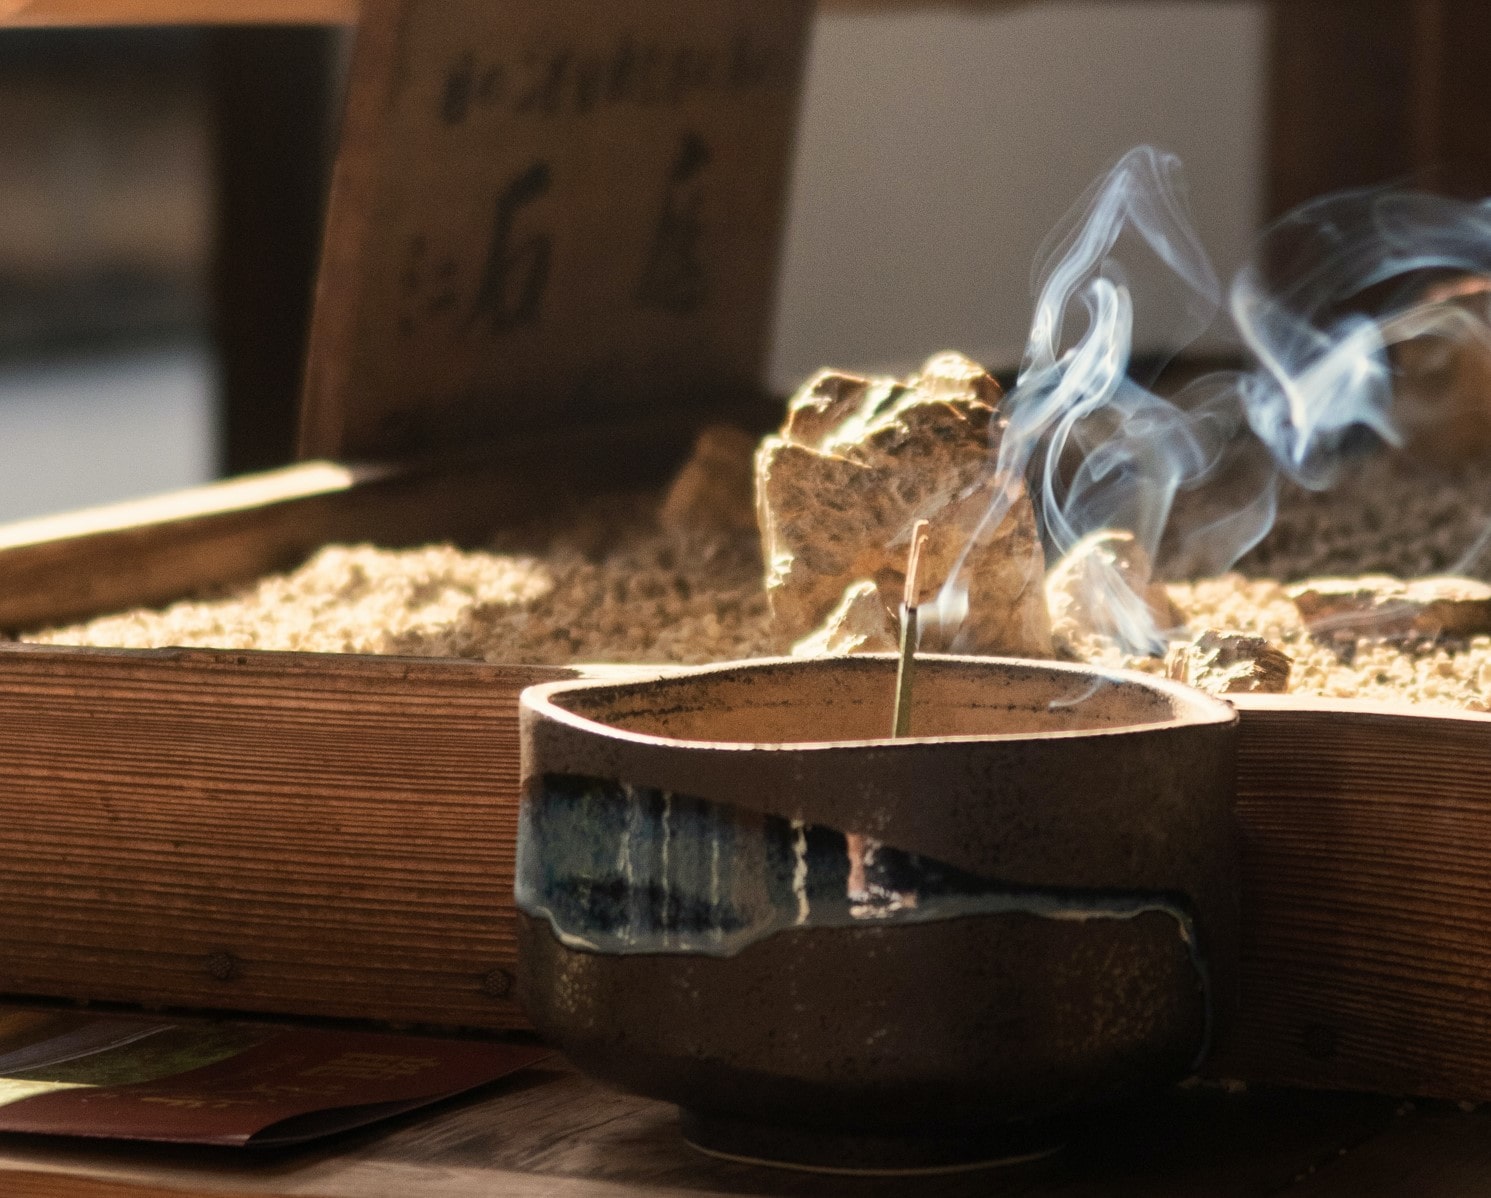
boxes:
[520,654,1238,753]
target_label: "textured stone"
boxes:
[659,425,759,536]
[791,581,898,658]
[1167,631,1292,695]
[756,352,1052,656]
[1046,529,1184,649]
[1288,575,1491,641]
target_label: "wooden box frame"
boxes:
[1,0,1491,1111]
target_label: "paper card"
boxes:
[0,1008,549,1146]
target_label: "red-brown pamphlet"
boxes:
[0,1007,549,1146]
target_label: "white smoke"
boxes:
[935,147,1491,656]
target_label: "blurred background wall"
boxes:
[0,2,1266,522]
[0,27,214,520]
[771,1,1266,385]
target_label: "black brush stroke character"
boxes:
[469,161,554,334]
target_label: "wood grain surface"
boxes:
[1279,1099,1491,1197]
[0,1053,1473,1198]
[1214,696,1491,1101]
[3,1175,261,1198]
[300,0,811,462]
[3,640,1491,1106]
[0,644,570,1028]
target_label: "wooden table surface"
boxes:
[0,1056,1487,1198]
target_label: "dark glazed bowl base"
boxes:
[679,1107,1065,1175]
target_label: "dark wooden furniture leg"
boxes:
[208,24,341,476]
[1268,0,1491,217]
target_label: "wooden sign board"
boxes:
[301,0,812,461]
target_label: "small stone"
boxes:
[1046,529,1184,651]
[658,425,759,536]
[1168,630,1292,695]
[792,581,898,657]
[1288,575,1491,641]
[756,352,1052,656]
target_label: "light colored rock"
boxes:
[791,581,898,657]
[756,352,1052,656]
[1045,529,1184,650]
[659,425,760,536]
[1167,631,1291,695]
[1288,575,1491,641]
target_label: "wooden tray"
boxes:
[2,468,1491,1105]
[0,0,1487,1112]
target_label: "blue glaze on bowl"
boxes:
[516,772,1213,1066]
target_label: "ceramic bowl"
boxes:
[515,655,1238,1169]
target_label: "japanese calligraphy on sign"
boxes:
[301,0,811,461]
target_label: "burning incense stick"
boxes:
[892,521,931,738]
[847,521,931,911]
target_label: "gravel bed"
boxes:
[27,452,1491,709]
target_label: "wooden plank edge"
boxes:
[0,0,1036,27]
[0,411,728,634]
[0,462,403,634]
[0,463,396,555]
[1230,692,1491,724]
[0,1173,261,1198]
[0,1159,730,1198]
[0,0,356,24]
[0,639,572,682]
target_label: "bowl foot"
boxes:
[678,1108,1064,1175]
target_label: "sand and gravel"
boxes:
[25,450,1491,710]
[25,498,782,666]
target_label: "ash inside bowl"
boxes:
[553,657,1191,743]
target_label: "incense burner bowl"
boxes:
[515,655,1238,1171]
